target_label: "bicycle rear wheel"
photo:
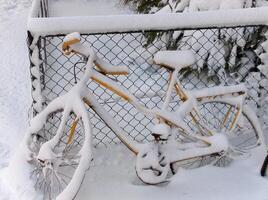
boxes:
[199,102,263,153]
[171,101,264,171]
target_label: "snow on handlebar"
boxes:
[63,32,129,75]
[63,32,94,58]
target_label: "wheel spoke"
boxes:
[172,101,261,171]
[27,113,87,200]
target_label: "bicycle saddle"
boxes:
[153,50,196,71]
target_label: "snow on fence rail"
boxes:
[28,1,268,35]
[27,0,268,147]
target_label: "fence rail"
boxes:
[28,0,268,35]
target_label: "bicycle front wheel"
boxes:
[25,101,91,200]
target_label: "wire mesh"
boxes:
[32,25,267,147]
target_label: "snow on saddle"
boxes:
[153,50,196,71]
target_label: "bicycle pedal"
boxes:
[151,123,171,141]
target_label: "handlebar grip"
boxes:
[62,32,81,53]
[62,32,93,58]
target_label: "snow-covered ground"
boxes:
[0,2,32,199]
[75,145,268,200]
[49,0,132,17]
[0,1,268,200]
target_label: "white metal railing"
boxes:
[28,0,268,35]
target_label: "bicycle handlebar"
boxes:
[62,32,95,58]
[63,32,129,75]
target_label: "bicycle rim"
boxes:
[26,112,89,200]
[171,101,262,171]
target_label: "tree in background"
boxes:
[122,0,262,14]
[254,33,268,126]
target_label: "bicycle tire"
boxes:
[171,101,265,171]
[25,100,91,200]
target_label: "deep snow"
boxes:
[0,2,32,200]
[77,145,268,200]
[48,0,132,17]
[1,1,268,200]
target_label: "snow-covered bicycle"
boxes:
[23,32,266,200]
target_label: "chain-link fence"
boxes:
[28,25,268,147]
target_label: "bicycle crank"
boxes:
[135,143,170,185]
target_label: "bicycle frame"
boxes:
[24,33,267,199]
[80,64,248,162]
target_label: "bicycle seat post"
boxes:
[162,68,179,110]
[151,68,179,141]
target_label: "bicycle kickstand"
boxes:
[261,151,268,177]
